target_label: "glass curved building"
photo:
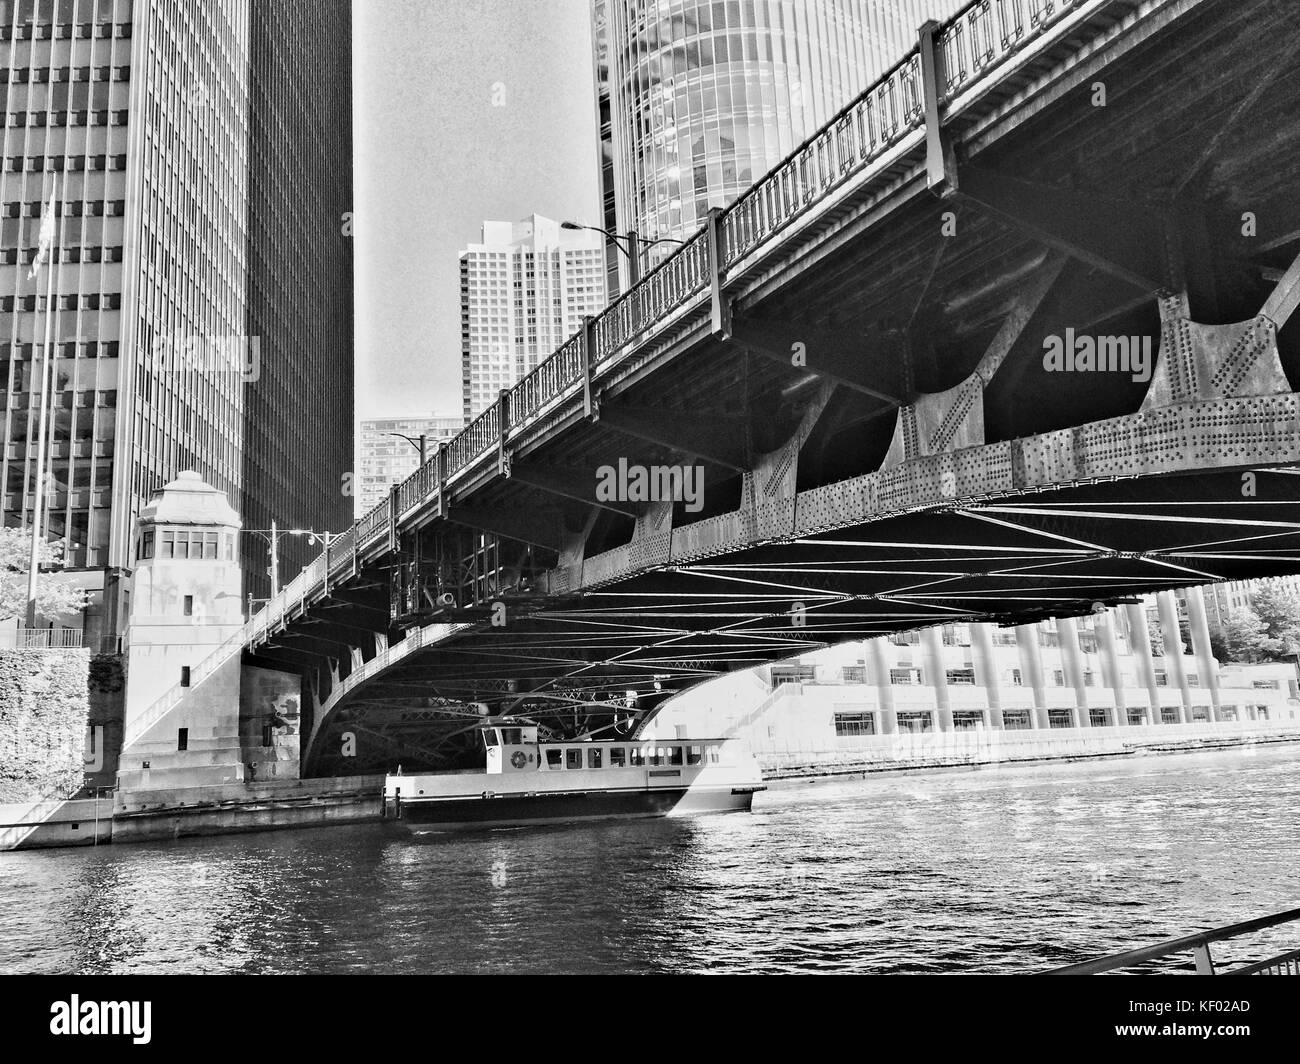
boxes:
[593,0,963,291]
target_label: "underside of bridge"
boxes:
[250,0,1300,776]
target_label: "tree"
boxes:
[0,527,87,624]
[1210,607,1271,664]
[1249,583,1300,659]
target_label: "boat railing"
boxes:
[1044,906,1300,974]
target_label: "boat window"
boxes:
[566,749,583,770]
[668,745,684,766]
[609,747,626,768]
[502,728,521,745]
[587,748,602,769]
[687,745,703,765]
[482,729,499,747]
[629,746,646,766]
[707,745,720,764]
[546,749,562,769]
[649,747,664,766]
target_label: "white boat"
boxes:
[383,722,765,830]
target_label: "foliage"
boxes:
[0,526,87,623]
[0,648,90,802]
[1209,583,1300,663]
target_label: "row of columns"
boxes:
[863,588,1228,733]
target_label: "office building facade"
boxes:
[460,215,606,423]
[0,0,353,643]
[591,0,964,291]
[356,413,461,517]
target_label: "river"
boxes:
[2,744,1297,974]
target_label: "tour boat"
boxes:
[382,722,765,830]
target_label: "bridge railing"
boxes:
[512,333,586,423]
[240,0,1103,643]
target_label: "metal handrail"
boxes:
[1045,906,1300,974]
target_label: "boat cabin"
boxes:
[480,724,740,776]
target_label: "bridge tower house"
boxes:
[115,471,299,792]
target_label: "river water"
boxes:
[2,745,1297,974]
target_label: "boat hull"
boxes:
[385,784,762,831]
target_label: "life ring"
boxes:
[510,751,528,769]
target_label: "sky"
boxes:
[351,0,603,423]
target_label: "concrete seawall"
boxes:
[0,776,383,851]
[757,720,1300,779]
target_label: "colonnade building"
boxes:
[656,588,1300,762]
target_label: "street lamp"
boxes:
[560,221,685,287]
[384,431,427,466]
[244,522,337,598]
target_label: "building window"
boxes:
[833,712,875,737]
[1128,709,1147,726]
[262,724,274,747]
[771,664,815,686]
[946,668,976,685]
[890,668,917,685]
[841,666,866,684]
[1048,709,1074,729]
[1083,671,1096,687]
[896,711,933,734]
[182,595,193,617]
[180,666,191,687]
[1052,670,1066,686]
[1008,668,1023,686]
[177,728,188,751]
[1089,708,1109,726]
[1154,670,1168,686]
[1187,673,1199,687]
[952,711,984,730]
[1002,710,1032,730]
[1190,706,1211,722]
[1160,707,1180,724]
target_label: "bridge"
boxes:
[124,0,1300,777]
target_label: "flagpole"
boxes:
[25,170,59,629]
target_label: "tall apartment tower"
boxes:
[459,215,606,423]
[591,0,964,292]
[356,413,462,517]
[0,0,354,645]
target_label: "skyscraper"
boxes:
[460,215,606,423]
[0,0,354,644]
[356,413,461,517]
[592,0,964,291]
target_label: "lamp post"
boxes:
[384,431,426,466]
[560,221,685,287]
[244,523,336,598]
